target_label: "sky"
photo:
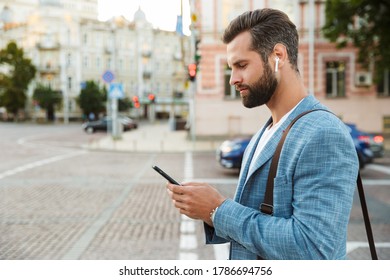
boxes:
[97,0,191,34]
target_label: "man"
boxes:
[167,8,358,260]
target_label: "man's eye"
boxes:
[238,64,247,68]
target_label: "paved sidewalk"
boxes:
[87,121,222,152]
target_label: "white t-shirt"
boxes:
[248,102,302,175]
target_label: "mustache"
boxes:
[235,84,249,91]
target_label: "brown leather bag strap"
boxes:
[260,109,326,214]
[357,173,378,259]
[260,108,378,259]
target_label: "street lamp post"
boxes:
[189,0,197,143]
[110,21,120,139]
[62,50,69,124]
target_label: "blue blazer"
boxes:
[205,95,359,259]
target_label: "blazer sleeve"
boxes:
[212,119,359,259]
[204,222,229,244]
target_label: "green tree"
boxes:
[77,80,106,119]
[33,84,62,121]
[322,0,390,82]
[118,97,133,112]
[0,41,36,120]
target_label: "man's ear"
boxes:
[272,43,287,73]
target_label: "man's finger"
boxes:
[167,183,184,194]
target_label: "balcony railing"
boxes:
[143,71,152,79]
[36,42,60,50]
[38,65,60,74]
[142,50,152,58]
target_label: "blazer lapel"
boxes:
[242,95,322,185]
[243,123,282,185]
[241,121,270,179]
[235,119,271,201]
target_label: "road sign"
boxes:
[102,70,115,83]
[109,83,124,99]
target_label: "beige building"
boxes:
[0,0,191,121]
[193,0,390,138]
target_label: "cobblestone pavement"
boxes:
[0,147,222,260]
[0,122,389,260]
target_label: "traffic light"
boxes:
[132,95,140,108]
[188,63,197,82]
[148,93,155,103]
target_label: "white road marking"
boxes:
[180,219,196,233]
[179,151,231,260]
[179,234,198,250]
[213,243,230,260]
[178,252,198,260]
[362,179,390,186]
[179,151,198,259]
[0,151,87,180]
[366,164,390,175]
[347,242,390,254]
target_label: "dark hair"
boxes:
[222,8,299,72]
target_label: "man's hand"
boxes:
[166,182,226,226]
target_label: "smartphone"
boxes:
[152,165,181,185]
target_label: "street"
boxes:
[0,122,389,260]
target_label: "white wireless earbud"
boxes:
[274,57,279,73]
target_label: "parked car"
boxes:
[118,115,138,129]
[352,130,384,158]
[368,133,385,158]
[82,116,138,134]
[216,123,376,170]
[345,123,377,168]
[216,137,251,169]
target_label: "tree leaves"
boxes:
[77,80,106,117]
[33,84,62,121]
[322,0,390,81]
[0,41,36,117]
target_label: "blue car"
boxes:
[345,123,374,168]
[216,137,251,169]
[217,124,373,170]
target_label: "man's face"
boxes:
[227,31,277,108]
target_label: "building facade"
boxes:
[193,0,390,138]
[0,0,191,121]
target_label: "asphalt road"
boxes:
[0,122,389,260]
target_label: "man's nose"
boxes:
[229,70,241,86]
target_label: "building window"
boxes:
[384,116,390,135]
[66,53,71,67]
[96,57,101,69]
[83,56,89,68]
[166,83,170,95]
[224,68,238,99]
[67,77,72,90]
[83,33,88,45]
[326,61,346,97]
[378,69,390,97]
[154,82,159,94]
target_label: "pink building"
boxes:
[192,0,390,139]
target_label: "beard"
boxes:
[237,63,278,108]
